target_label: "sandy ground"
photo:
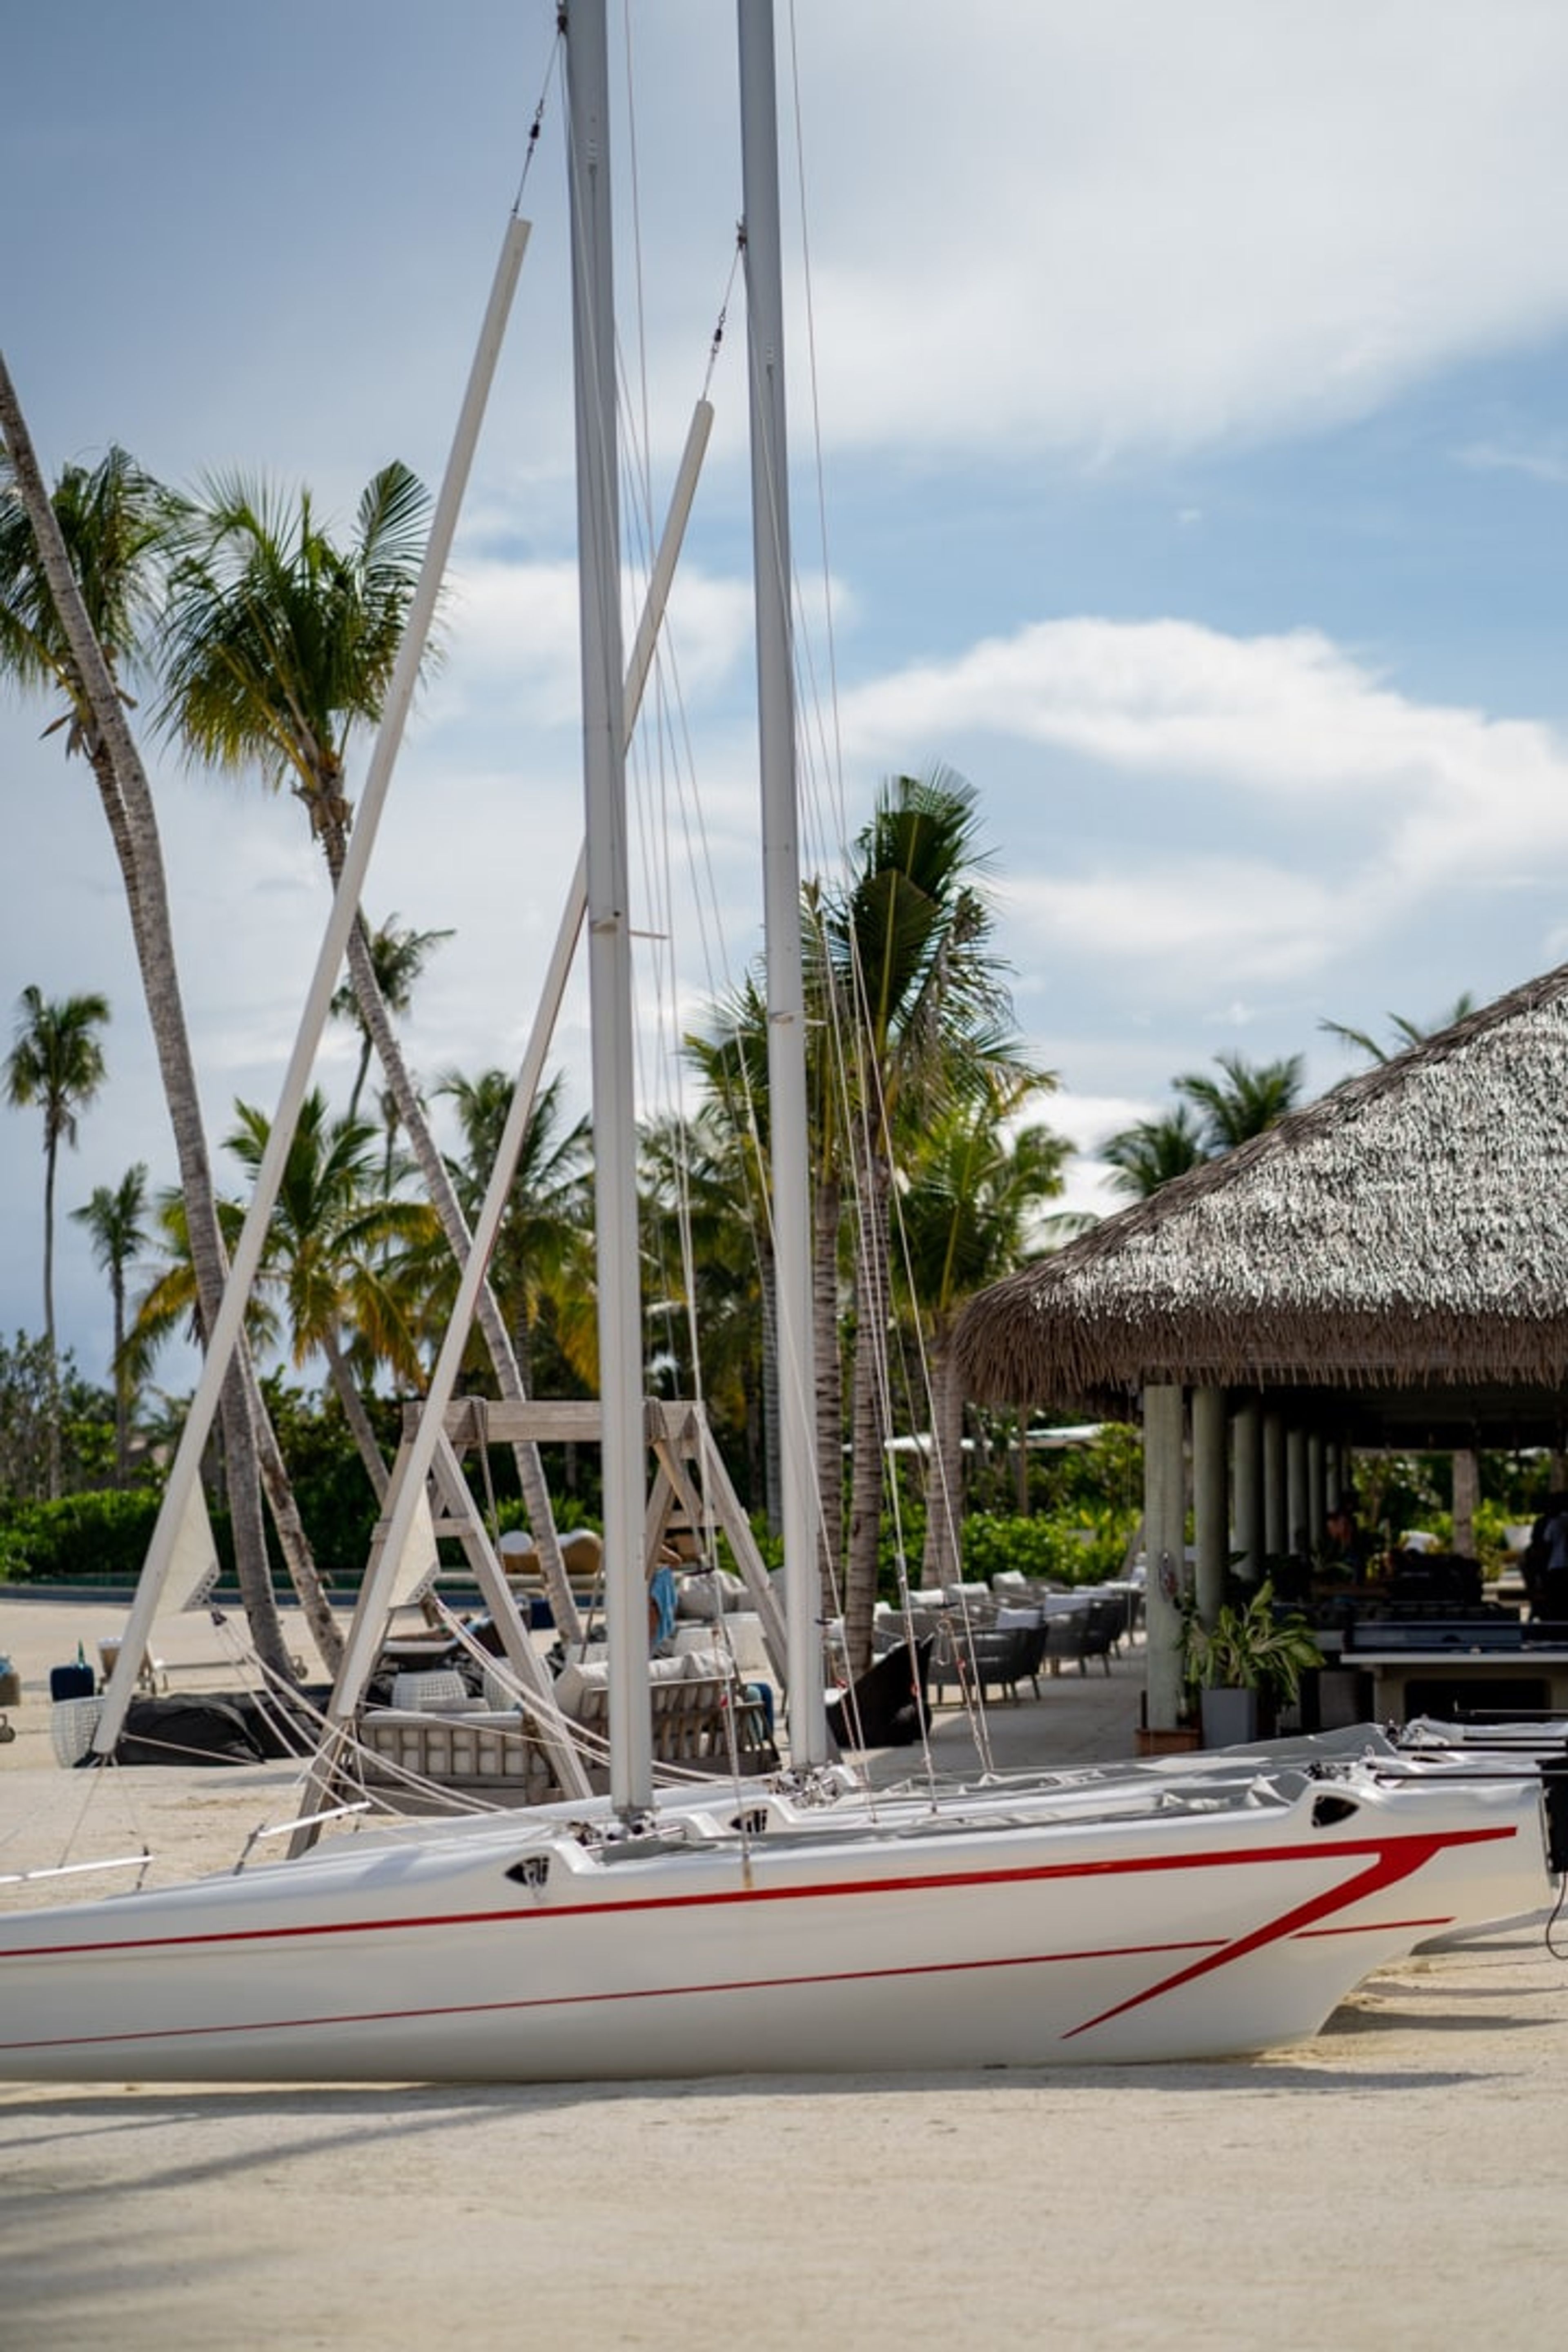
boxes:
[4,1592,1568,2351]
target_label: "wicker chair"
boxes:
[1060,1597,1121,1677]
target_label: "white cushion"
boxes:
[390,1670,470,1711]
[680,1646,737,1682]
[555,1659,610,1715]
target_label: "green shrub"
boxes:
[961,1508,1137,1588]
[0,1487,167,1583]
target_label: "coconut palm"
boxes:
[0,381,329,1676]
[1174,1051,1304,1151]
[127,1187,281,1383]
[821,768,1040,1673]
[639,1101,766,1496]
[4,985,109,1498]
[5,987,109,1349]
[331,911,453,1140]
[223,1091,439,1496]
[686,973,787,1540]
[1101,1105,1208,1198]
[69,1161,149,1486]
[1320,995,1477,1065]
[435,1066,595,1396]
[158,468,581,1626]
[896,1077,1068,1588]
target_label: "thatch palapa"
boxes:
[956,963,1568,1443]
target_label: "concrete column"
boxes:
[1307,1431,1327,1552]
[1263,1407,1287,1563]
[1286,1425,1309,1560]
[1143,1383,1187,1731]
[1192,1386,1229,1628]
[1232,1397,1263,1582]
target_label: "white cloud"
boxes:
[795,2,1568,458]
[437,553,757,730]
[842,615,1568,987]
[1008,858,1350,983]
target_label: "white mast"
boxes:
[738,1,826,1764]
[567,0,653,1811]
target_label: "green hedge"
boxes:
[961,1508,1138,1588]
[0,1487,180,1584]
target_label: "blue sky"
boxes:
[5,0,1568,1391]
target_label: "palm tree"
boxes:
[1101,1106,1208,1198]
[157,467,580,1625]
[0,381,328,1676]
[4,985,110,1361]
[821,768,1041,1673]
[435,1067,595,1395]
[69,1161,149,1486]
[1174,1051,1304,1151]
[1321,994,1477,1065]
[639,1101,766,1498]
[223,1091,438,1496]
[686,974,788,1540]
[896,1076,1068,1588]
[332,911,453,1140]
[128,1186,281,1390]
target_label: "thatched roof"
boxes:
[956,961,1568,1444]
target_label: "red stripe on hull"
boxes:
[0,1823,1517,1966]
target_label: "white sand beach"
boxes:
[3,1592,1567,2350]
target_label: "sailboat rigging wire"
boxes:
[512,38,562,213]
[704,243,744,400]
[770,13,989,1767]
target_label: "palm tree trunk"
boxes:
[844,1150,892,1678]
[920,1322,966,1590]
[111,1267,129,1487]
[0,348,324,1675]
[0,354,317,1684]
[42,1131,61,1500]
[322,844,580,1638]
[111,752,346,1671]
[321,1329,390,1498]
[346,1033,374,1123]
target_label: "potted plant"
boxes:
[1184,1579,1321,1747]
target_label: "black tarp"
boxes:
[91,1690,330,1768]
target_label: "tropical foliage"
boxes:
[1103,1051,1305,1198]
[6,403,1523,1645]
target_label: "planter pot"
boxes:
[1134,1724,1203,1755]
[1200,1685,1261,1748]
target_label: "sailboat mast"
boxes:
[738,1,826,1765]
[566,0,652,1811]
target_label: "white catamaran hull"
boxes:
[0,1768,1546,2082]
